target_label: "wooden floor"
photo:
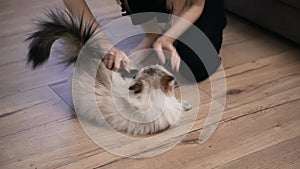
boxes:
[1,0,300,168]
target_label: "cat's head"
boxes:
[128,65,176,111]
[129,65,175,95]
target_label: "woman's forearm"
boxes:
[63,0,98,26]
[63,0,129,71]
[63,0,114,46]
[164,0,205,41]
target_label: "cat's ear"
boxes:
[129,80,143,94]
[160,75,174,94]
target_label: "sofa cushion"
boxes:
[278,0,300,10]
[225,0,300,45]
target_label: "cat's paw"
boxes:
[181,100,192,111]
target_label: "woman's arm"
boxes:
[63,0,130,71]
[63,0,100,28]
[154,0,205,71]
[164,0,205,41]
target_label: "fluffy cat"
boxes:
[27,10,192,135]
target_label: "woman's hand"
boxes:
[103,47,130,72]
[153,35,180,72]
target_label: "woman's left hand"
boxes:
[153,35,181,72]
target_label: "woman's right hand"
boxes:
[153,35,180,72]
[103,47,131,72]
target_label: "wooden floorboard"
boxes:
[199,49,300,109]
[216,135,300,169]
[0,64,73,98]
[0,86,73,137]
[0,0,299,169]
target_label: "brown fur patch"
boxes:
[160,75,174,95]
[129,80,143,94]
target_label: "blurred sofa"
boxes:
[225,0,300,45]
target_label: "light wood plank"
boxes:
[199,49,300,109]
[220,32,294,69]
[0,64,73,98]
[0,117,99,169]
[0,86,74,138]
[216,135,300,169]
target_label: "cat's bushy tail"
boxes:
[26,9,99,69]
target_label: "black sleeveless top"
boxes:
[119,0,226,31]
